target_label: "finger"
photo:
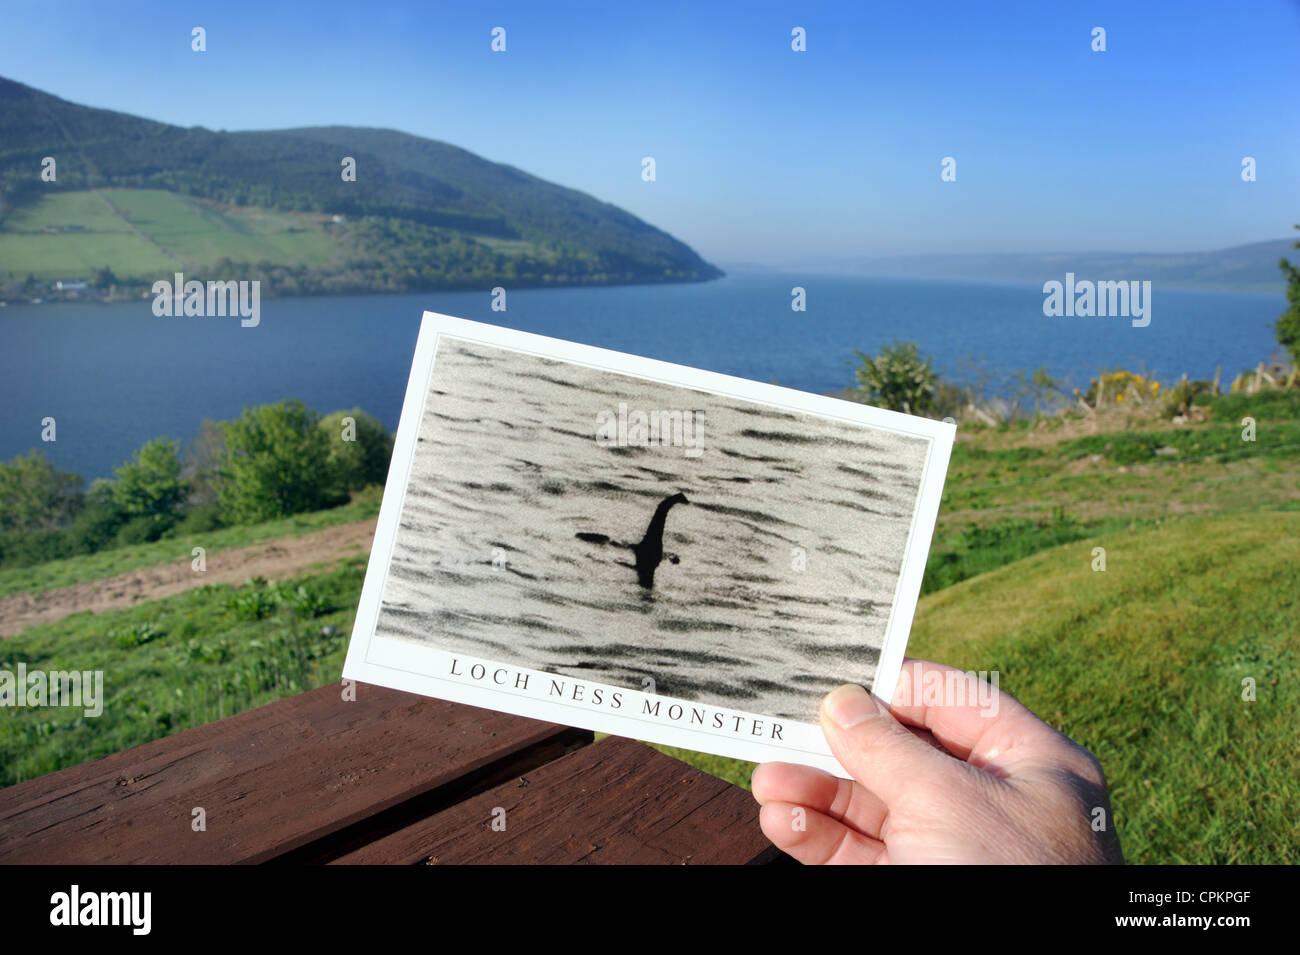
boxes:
[888,659,1094,779]
[820,683,957,807]
[752,761,889,841]
[758,801,887,865]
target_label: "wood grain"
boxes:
[331,736,782,865]
[0,682,588,863]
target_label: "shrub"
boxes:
[112,438,187,519]
[216,400,334,524]
[317,409,393,501]
[850,341,937,415]
[1082,370,1161,407]
[227,584,278,621]
[114,513,176,546]
[1276,225,1300,367]
[164,504,223,537]
[1162,379,1216,418]
[0,448,84,533]
[64,481,129,553]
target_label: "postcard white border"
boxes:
[342,311,954,778]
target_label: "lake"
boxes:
[0,272,1285,480]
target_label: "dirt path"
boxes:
[0,518,377,638]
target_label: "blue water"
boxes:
[0,273,1284,480]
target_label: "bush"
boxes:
[1082,370,1161,407]
[1276,225,1300,367]
[0,527,75,567]
[318,409,393,500]
[163,504,224,537]
[227,584,278,621]
[850,341,937,415]
[216,400,335,524]
[115,513,177,546]
[64,481,129,553]
[112,438,187,519]
[1162,379,1216,418]
[0,448,84,533]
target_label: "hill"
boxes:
[908,511,1300,863]
[0,76,722,296]
[787,240,1294,293]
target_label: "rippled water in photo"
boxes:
[374,337,931,722]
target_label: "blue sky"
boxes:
[2,0,1297,264]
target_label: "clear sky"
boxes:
[2,0,1297,265]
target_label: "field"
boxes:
[0,188,342,282]
[1,391,1297,862]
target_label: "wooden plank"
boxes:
[331,736,782,865]
[0,682,589,864]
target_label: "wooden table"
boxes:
[0,683,783,865]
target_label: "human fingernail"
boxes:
[823,684,882,728]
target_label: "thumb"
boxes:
[821,684,954,806]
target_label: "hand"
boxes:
[752,659,1123,864]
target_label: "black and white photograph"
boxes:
[345,312,953,771]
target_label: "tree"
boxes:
[850,341,937,415]
[317,408,393,500]
[67,479,130,552]
[0,449,84,532]
[111,438,187,517]
[1276,224,1300,367]
[181,419,227,507]
[216,400,333,524]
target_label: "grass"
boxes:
[0,493,379,599]
[641,508,1300,862]
[102,189,339,269]
[1,390,1296,862]
[0,188,343,282]
[908,511,1300,864]
[0,190,176,278]
[0,560,365,787]
[937,392,1300,531]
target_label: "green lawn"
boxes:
[644,509,1300,864]
[909,511,1300,864]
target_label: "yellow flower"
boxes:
[1116,393,1125,402]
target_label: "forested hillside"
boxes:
[0,75,721,296]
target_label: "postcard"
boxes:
[342,312,955,777]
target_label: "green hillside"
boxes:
[0,75,722,295]
[910,512,1299,864]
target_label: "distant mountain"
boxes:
[787,240,1294,293]
[0,75,722,295]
